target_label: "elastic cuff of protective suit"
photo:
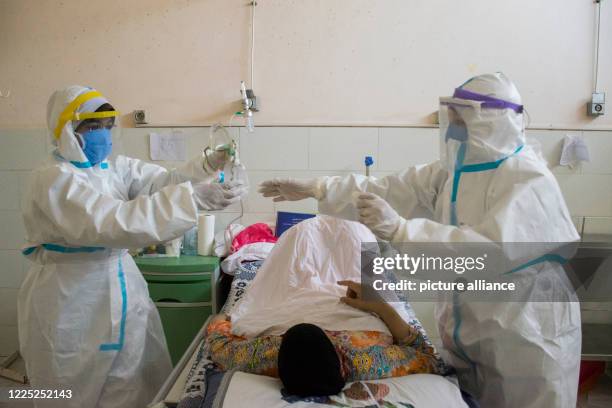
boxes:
[313,177,327,201]
[390,217,408,243]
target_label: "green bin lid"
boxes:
[134,255,219,273]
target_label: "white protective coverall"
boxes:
[314,74,581,407]
[18,86,229,407]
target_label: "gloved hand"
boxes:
[258,178,323,202]
[193,180,247,210]
[203,148,232,172]
[356,192,402,240]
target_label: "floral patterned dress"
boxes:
[205,316,445,381]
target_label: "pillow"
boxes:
[221,260,263,314]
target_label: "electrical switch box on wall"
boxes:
[587,92,605,117]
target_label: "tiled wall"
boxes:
[1,126,611,355]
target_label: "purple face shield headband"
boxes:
[453,88,524,113]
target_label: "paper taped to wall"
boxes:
[149,131,187,161]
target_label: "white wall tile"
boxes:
[0,129,47,170]
[16,171,33,211]
[379,128,439,171]
[581,131,612,175]
[118,127,157,160]
[178,127,239,160]
[309,128,378,171]
[240,213,277,228]
[0,325,19,357]
[556,175,612,217]
[274,198,319,214]
[0,250,25,289]
[204,211,241,234]
[241,171,275,213]
[526,130,581,175]
[0,211,25,250]
[240,127,309,170]
[0,288,18,325]
[0,172,21,210]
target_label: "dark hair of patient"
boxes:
[278,323,345,397]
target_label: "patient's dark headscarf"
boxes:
[278,323,345,397]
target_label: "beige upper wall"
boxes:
[1,0,611,129]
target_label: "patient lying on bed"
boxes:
[206,279,444,397]
[205,216,447,397]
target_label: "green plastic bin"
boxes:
[134,255,219,365]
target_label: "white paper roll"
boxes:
[197,213,215,256]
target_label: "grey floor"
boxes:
[1,355,611,407]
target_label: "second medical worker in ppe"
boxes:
[18,85,247,408]
[259,73,581,408]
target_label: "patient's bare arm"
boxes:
[338,280,430,351]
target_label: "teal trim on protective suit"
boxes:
[70,160,108,169]
[70,160,93,168]
[22,247,36,256]
[22,244,105,255]
[53,149,109,170]
[99,258,127,351]
[505,253,567,275]
[450,144,523,226]
[42,243,105,253]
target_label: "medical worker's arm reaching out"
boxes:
[258,162,447,241]
[258,178,324,201]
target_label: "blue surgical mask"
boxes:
[445,122,469,143]
[81,128,112,165]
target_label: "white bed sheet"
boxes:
[230,216,398,337]
[221,372,468,408]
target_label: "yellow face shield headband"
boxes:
[53,90,120,139]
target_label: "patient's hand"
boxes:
[338,280,417,345]
[337,280,382,314]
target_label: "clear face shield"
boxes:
[438,98,481,172]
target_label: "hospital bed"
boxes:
[149,216,472,407]
[149,293,470,407]
[149,319,208,408]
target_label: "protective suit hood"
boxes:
[440,72,525,168]
[46,85,114,166]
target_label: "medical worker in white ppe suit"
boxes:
[259,73,581,408]
[19,85,247,407]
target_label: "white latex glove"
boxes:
[258,178,323,202]
[193,180,247,210]
[356,192,402,240]
[204,148,231,172]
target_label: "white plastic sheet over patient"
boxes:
[230,216,396,337]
